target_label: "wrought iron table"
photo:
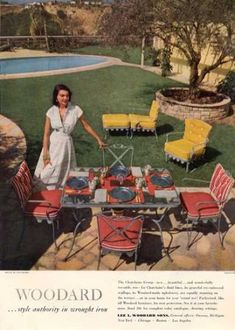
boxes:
[61,166,181,260]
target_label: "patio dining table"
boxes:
[60,166,181,260]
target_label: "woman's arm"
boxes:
[42,116,52,167]
[79,115,106,148]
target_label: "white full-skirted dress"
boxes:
[33,104,83,190]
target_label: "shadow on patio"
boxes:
[1,187,235,271]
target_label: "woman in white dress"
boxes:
[33,84,106,190]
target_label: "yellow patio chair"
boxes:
[164,119,212,172]
[129,100,159,138]
[102,113,130,139]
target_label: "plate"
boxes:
[66,176,88,190]
[108,187,136,202]
[109,165,130,177]
[150,174,173,187]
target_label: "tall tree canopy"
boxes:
[100,0,235,97]
[100,0,156,45]
[154,0,235,94]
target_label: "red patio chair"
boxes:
[96,213,144,270]
[180,163,234,249]
[11,160,62,249]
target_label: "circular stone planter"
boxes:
[156,87,231,123]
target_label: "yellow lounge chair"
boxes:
[102,113,130,138]
[164,119,212,172]
[129,100,159,138]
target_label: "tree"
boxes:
[99,0,156,66]
[29,4,63,51]
[153,0,235,97]
[100,0,235,99]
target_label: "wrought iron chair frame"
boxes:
[96,212,144,270]
[102,143,134,168]
[11,161,62,250]
[180,164,234,249]
[165,131,209,172]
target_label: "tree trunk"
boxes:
[44,19,50,52]
[141,36,145,67]
[189,60,200,99]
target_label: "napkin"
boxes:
[154,189,178,200]
[131,167,143,178]
[94,189,107,203]
[69,170,89,177]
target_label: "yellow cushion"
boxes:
[149,100,159,120]
[102,114,129,128]
[184,119,212,144]
[165,139,205,161]
[129,114,156,129]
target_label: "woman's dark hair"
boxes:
[52,84,72,106]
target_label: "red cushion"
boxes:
[24,190,62,219]
[180,192,220,219]
[209,163,234,203]
[97,215,143,251]
[12,161,33,208]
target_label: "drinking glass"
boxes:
[117,174,124,185]
[144,164,152,176]
[89,179,96,193]
[135,178,143,190]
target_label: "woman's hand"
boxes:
[97,139,107,149]
[43,159,51,168]
[80,116,107,149]
[43,155,51,168]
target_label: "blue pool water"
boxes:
[0,55,108,74]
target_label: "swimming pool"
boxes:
[0,55,109,75]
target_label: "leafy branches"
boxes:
[100,0,234,98]
[153,0,235,93]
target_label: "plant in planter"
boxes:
[154,0,235,101]
[217,71,235,104]
[99,0,234,117]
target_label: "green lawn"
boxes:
[1,65,234,185]
[76,45,153,65]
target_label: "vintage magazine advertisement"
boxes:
[1,0,235,329]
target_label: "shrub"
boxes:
[149,48,161,66]
[160,48,173,77]
[217,71,235,103]
[57,10,67,20]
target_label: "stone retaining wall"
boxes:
[0,114,26,180]
[156,88,231,123]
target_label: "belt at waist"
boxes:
[54,129,70,133]
[52,129,71,136]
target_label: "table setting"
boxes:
[60,164,180,262]
[61,164,180,209]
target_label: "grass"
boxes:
[1,64,235,186]
[71,45,153,66]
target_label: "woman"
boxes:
[34,84,106,190]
